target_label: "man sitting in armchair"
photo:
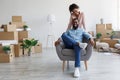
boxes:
[55,18,94,78]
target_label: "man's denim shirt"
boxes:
[65,28,91,42]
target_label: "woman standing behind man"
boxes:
[67,3,86,30]
[55,3,86,45]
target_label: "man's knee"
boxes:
[61,32,67,38]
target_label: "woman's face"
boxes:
[72,8,80,16]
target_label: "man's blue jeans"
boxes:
[61,33,81,67]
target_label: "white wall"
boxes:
[0,0,118,47]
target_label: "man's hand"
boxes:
[89,38,94,46]
[54,38,61,46]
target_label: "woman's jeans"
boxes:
[61,33,81,67]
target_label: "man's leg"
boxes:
[61,32,77,48]
[62,32,81,77]
[73,45,81,67]
[73,45,81,78]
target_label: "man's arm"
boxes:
[82,31,91,40]
[55,31,69,46]
[82,31,94,46]
[89,38,94,46]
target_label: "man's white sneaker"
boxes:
[79,42,87,50]
[74,68,80,78]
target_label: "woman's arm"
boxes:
[82,13,86,30]
[66,16,72,31]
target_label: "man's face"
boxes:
[73,19,79,30]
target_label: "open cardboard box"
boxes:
[11,22,26,28]
[4,24,16,32]
[0,45,14,63]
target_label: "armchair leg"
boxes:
[67,61,69,70]
[62,61,66,72]
[84,61,88,70]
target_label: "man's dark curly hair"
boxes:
[69,3,79,12]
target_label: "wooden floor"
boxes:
[0,48,120,80]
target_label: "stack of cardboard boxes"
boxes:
[11,16,42,56]
[0,24,18,40]
[10,16,28,42]
[96,24,112,39]
[0,16,28,60]
[96,24,118,48]
[10,16,28,57]
[11,16,25,28]
[0,16,42,63]
[0,24,17,62]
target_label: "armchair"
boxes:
[55,38,93,71]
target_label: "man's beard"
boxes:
[73,25,78,30]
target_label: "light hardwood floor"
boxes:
[0,48,120,80]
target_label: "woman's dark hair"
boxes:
[69,3,79,12]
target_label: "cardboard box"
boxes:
[4,24,16,32]
[0,32,18,40]
[23,48,28,56]
[0,45,14,54]
[96,24,105,31]
[0,45,14,63]
[14,43,23,57]
[11,22,25,28]
[106,24,112,30]
[96,24,106,37]
[0,45,5,53]
[0,53,13,63]
[34,43,42,53]
[96,24,107,39]
[23,47,34,55]
[12,16,22,22]
[18,31,28,42]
